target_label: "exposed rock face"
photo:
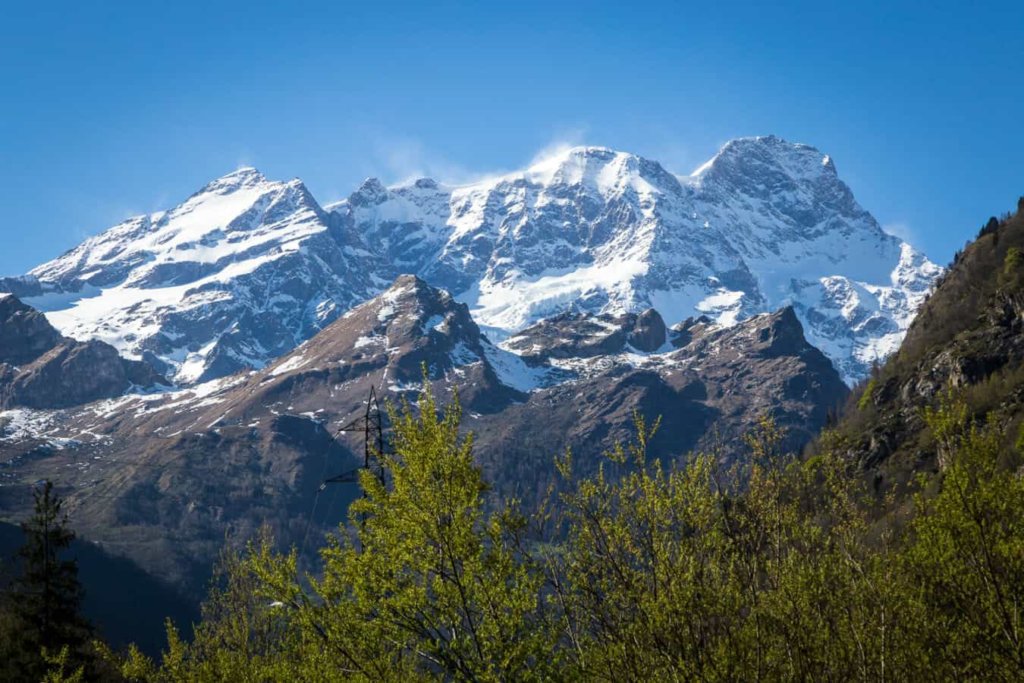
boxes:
[0,295,163,409]
[503,308,669,362]
[629,309,667,352]
[0,278,847,591]
[0,294,63,366]
[8,138,940,386]
[3,341,162,409]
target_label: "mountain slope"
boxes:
[0,277,846,590]
[10,137,939,386]
[834,198,1024,487]
[20,169,378,384]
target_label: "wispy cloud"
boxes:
[882,221,915,243]
[359,125,598,190]
[527,126,590,167]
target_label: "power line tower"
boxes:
[294,386,394,558]
[321,385,387,492]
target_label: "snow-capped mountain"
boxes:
[10,136,941,384]
[20,169,379,384]
[331,136,941,383]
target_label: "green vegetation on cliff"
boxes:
[837,197,1024,490]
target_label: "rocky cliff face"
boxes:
[0,294,63,366]
[502,308,670,362]
[8,137,940,386]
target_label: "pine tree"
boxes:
[7,481,92,680]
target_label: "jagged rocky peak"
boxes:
[367,275,489,366]
[273,274,488,382]
[665,307,818,367]
[197,166,268,193]
[524,145,682,194]
[348,177,390,206]
[250,275,518,416]
[742,306,812,358]
[370,274,474,333]
[696,134,836,175]
[671,315,716,348]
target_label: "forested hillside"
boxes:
[836,197,1024,489]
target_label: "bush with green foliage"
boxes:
[1000,246,1023,289]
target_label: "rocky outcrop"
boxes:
[0,295,164,409]
[0,294,63,366]
[504,308,669,362]
[3,340,162,409]
[628,309,667,351]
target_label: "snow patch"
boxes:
[270,355,309,376]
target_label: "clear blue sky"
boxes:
[2,1,1022,276]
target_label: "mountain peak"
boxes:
[349,177,388,206]
[381,274,454,309]
[693,135,837,184]
[197,166,269,195]
[524,145,679,193]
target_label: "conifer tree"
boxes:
[7,481,91,680]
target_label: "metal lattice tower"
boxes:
[321,386,387,491]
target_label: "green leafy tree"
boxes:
[556,415,927,680]
[116,388,1024,680]
[291,384,558,680]
[905,396,1024,678]
[109,533,315,682]
[120,382,559,681]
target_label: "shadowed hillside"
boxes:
[0,520,198,656]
